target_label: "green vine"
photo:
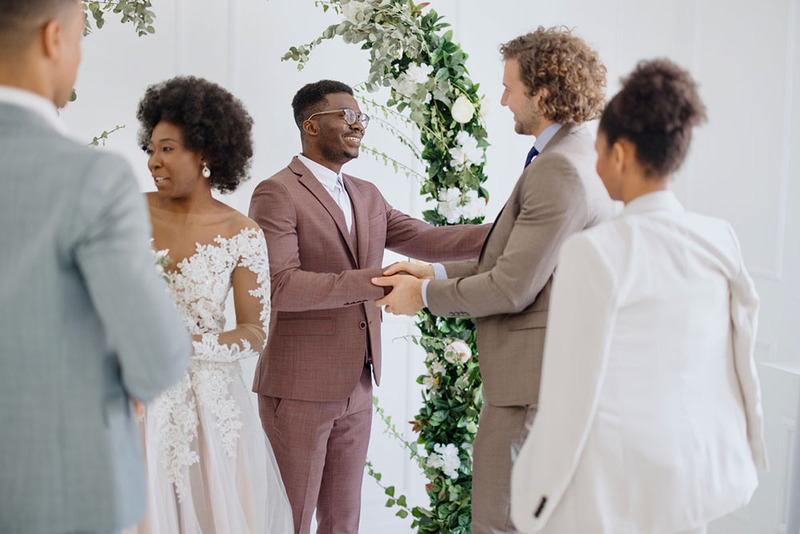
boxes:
[88,124,125,146]
[81,0,156,36]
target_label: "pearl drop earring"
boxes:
[202,162,211,178]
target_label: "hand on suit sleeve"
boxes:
[372,274,425,315]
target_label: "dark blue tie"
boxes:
[524,145,539,168]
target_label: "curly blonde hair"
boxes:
[500,26,607,123]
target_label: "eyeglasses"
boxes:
[306,108,370,128]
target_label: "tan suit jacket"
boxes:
[426,123,615,406]
[250,157,489,402]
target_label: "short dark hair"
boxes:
[136,76,254,194]
[291,80,354,131]
[0,0,78,51]
[500,26,606,124]
[599,59,707,177]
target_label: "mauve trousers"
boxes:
[259,366,373,534]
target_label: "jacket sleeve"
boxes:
[383,197,490,262]
[249,178,386,311]
[510,233,617,532]
[71,154,191,402]
[727,224,768,470]
[427,153,589,318]
[441,259,479,279]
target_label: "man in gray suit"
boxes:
[0,1,191,533]
[373,27,614,533]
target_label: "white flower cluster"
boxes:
[426,443,461,479]
[151,244,172,285]
[422,358,445,389]
[443,339,472,365]
[449,130,482,169]
[341,0,369,23]
[392,63,434,99]
[437,187,486,224]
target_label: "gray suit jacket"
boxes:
[426,123,615,406]
[0,102,191,533]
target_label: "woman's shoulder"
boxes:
[222,208,261,235]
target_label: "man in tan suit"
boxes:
[248,79,489,534]
[373,28,614,533]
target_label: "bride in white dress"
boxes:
[127,76,293,533]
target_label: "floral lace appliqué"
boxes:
[151,227,271,494]
[149,375,200,502]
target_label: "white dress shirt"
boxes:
[511,190,767,534]
[0,86,67,135]
[297,153,352,231]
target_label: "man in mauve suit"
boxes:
[373,28,615,533]
[0,1,191,533]
[248,79,489,534]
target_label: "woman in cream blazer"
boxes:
[510,59,768,534]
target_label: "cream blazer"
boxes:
[511,191,768,534]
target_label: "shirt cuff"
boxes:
[421,279,431,308]
[432,263,447,280]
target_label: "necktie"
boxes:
[334,177,352,231]
[524,145,539,168]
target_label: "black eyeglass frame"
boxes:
[305,108,370,128]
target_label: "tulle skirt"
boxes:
[125,360,293,534]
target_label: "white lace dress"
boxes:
[127,227,293,534]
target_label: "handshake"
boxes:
[371,261,433,316]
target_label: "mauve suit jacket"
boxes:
[426,123,615,406]
[249,157,489,401]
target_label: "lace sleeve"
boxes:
[191,228,271,362]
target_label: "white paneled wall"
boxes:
[61,1,799,532]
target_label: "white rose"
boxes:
[444,339,472,364]
[451,95,476,124]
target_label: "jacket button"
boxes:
[359,321,367,329]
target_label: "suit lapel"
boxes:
[344,175,369,268]
[478,123,579,260]
[290,157,358,264]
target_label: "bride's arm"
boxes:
[191,228,270,362]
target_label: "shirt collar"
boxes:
[533,122,562,153]
[297,153,343,191]
[621,190,685,216]
[0,86,67,134]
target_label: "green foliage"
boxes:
[82,0,156,37]
[88,124,125,147]
[287,2,490,531]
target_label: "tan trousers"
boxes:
[472,402,538,534]
[259,366,373,534]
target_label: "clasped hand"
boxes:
[372,261,433,316]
